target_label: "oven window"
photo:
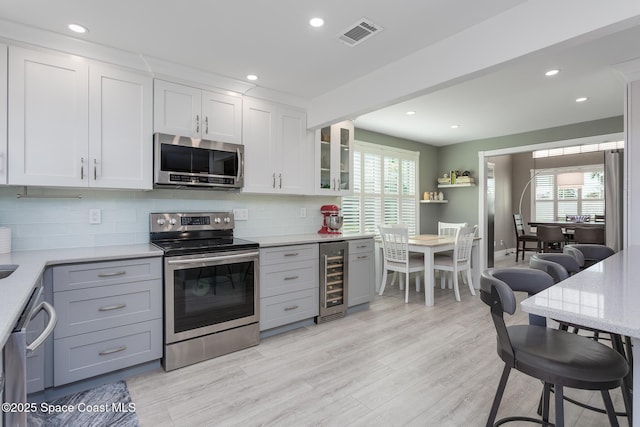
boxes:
[173,261,255,333]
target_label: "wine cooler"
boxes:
[316,241,348,323]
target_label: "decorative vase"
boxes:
[438,192,444,201]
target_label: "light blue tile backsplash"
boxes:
[0,187,338,251]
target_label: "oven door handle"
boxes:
[167,251,259,265]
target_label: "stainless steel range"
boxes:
[150,212,260,371]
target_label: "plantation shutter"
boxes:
[341,142,419,235]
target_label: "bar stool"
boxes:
[481,268,631,427]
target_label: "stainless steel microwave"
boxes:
[154,133,244,190]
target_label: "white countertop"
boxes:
[521,245,640,338]
[0,244,163,348]
[244,232,375,247]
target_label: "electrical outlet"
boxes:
[300,208,307,218]
[89,209,101,224]
[233,209,249,221]
[500,239,504,247]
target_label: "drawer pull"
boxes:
[284,275,299,281]
[358,255,369,260]
[97,270,126,278]
[283,253,299,257]
[98,303,127,312]
[99,345,127,356]
[357,245,368,249]
[284,305,299,311]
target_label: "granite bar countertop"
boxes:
[0,244,163,349]
[243,232,375,248]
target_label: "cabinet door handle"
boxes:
[98,303,127,312]
[284,305,299,312]
[97,270,126,278]
[93,158,97,180]
[205,116,209,134]
[80,157,85,180]
[196,115,200,133]
[272,173,276,188]
[99,345,127,356]
[284,253,299,257]
[284,275,299,281]
[279,173,282,189]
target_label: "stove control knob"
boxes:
[156,219,166,226]
[223,217,231,224]
[169,218,177,225]
[214,217,222,224]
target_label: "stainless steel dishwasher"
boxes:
[3,284,56,427]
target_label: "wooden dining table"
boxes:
[528,220,605,229]
[406,234,480,306]
[521,246,640,426]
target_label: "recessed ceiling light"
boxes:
[246,74,258,81]
[575,97,588,103]
[450,124,460,129]
[406,111,416,116]
[68,24,88,34]
[545,69,560,77]
[309,18,324,28]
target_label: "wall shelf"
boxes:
[420,200,448,204]
[437,183,475,188]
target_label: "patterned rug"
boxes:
[27,381,139,427]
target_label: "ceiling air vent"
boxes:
[338,18,383,47]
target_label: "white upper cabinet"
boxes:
[242,97,310,194]
[9,46,89,187]
[315,120,354,195]
[0,43,7,185]
[89,64,153,189]
[154,80,242,143]
[8,46,153,189]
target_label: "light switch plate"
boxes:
[89,209,101,224]
[233,209,249,221]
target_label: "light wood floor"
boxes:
[127,253,628,426]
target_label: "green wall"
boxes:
[355,116,622,234]
[436,116,623,228]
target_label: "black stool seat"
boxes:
[482,268,631,427]
[508,325,629,389]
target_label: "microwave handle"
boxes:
[237,147,244,182]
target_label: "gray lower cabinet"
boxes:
[51,257,162,386]
[347,238,375,307]
[259,244,319,331]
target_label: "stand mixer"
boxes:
[318,205,343,234]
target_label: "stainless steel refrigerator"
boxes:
[604,150,624,251]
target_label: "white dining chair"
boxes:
[378,224,424,303]
[438,221,467,237]
[433,225,477,301]
[436,221,467,287]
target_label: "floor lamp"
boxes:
[518,171,542,217]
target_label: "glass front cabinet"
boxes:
[315,120,354,195]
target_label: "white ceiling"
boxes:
[1,1,638,146]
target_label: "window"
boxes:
[342,141,419,235]
[532,165,604,221]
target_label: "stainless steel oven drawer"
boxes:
[261,260,317,298]
[259,288,318,331]
[260,244,318,265]
[53,257,162,292]
[53,319,162,386]
[53,280,162,338]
